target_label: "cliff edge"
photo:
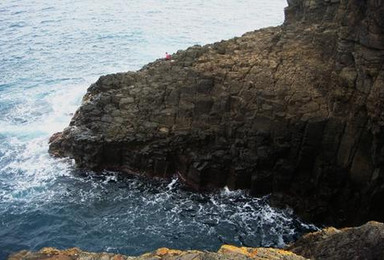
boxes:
[9,222,384,259]
[49,0,384,226]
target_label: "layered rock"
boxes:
[9,222,384,260]
[49,0,384,226]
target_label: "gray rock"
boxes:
[49,0,384,226]
[287,221,384,260]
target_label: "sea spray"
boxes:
[0,0,313,258]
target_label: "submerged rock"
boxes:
[49,0,384,226]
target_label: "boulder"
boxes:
[287,221,384,260]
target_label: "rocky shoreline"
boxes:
[9,222,384,260]
[18,0,384,259]
[49,0,384,227]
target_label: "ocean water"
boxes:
[0,0,317,258]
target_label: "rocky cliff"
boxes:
[9,222,384,260]
[49,0,384,226]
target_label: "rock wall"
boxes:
[49,0,384,226]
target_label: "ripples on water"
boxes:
[0,0,317,258]
[0,171,317,256]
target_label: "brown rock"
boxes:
[287,221,384,260]
[8,245,306,260]
[9,222,384,259]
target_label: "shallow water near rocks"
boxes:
[1,171,318,257]
[0,0,317,258]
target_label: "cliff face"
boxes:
[49,0,384,226]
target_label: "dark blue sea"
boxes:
[0,0,317,258]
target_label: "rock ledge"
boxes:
[9,222,384,260]
[49,0,384,226]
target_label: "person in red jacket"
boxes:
[165,52,172,60]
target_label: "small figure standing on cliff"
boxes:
[165,52,172,60]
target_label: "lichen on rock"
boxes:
[287,221,384,260]
[8,244,307,260]
[9,222,384,260]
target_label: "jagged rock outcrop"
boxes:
[287,221,384,260]
[9,245,306,260]
[49,0,384,226]
[9,222,384,260]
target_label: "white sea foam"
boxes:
[0,0,317,258]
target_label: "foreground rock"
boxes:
[9,245,306,260]
[9,222,384,260]
[287,221,384,260]
[49,0,384,226]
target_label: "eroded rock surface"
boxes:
[49,0,384,226]
[9,222,384,260]
[9,245,306,260]
[287,221,384,260]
